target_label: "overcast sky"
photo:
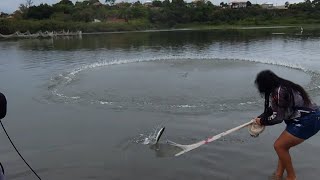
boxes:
[0,0,304,13]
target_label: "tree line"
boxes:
[0,0,320,34]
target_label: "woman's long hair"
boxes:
[254,70,311,110]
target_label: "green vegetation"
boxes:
[0,0,320,34]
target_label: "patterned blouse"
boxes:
[259,86,317,126]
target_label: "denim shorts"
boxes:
[286,110,320,140]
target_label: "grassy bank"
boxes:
[0,19,154,34]
[175,17,320,29]
[1,18,320,35]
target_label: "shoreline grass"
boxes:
[1,18,320,36]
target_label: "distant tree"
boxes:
[105,0,115,6]
[19,4,28,14]
[72,7,95,22]
[289,0,313,10]
[152,0,162,7]
[27,3,54,19]
[162,0,171,7]
[171,0,186,8]
[312,0,320,7]
[132,1,142,7]
[195,0,206,7]
[285,1,289,8]
[26,0,33,8]
[130,5,148,19]
[313,0,320,3]
[220,2,228,8]
[206,1,213,7]
[116,2,131,8]
[18,0,33,17]
[51,12,72,21]
[53,0,74,14]
[89,0,100,4]
[246,1,252,7]
[75,1,89,8]
[57,0,73,6]
[16,0,33,18]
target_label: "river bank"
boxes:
[1,18,320,36]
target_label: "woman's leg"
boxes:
[274,130,304,180]
[275,158,285,177]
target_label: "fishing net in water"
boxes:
[0,30,82,38]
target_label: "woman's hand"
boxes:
[254,118,262,126]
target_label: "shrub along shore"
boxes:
[0,0,319,34]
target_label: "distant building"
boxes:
[143,0,153,6]
[230,1,247,9]
[274,5,287,9]
[93,19,101,23]
[261,2,273,9]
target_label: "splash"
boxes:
[133,126,166,145]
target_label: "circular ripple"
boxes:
[46,58,314,114]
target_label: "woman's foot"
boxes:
[285,176,296,180]
[270,172,283,180]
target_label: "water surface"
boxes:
[0,28,320,179]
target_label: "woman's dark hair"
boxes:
[255,70,311,109]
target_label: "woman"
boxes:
[254,70,320,180]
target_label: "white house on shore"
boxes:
[230,1,247,9]
[143,0,153,6]
[93,19,101,23]
[261,2,274,9]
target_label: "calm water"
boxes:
[0,28,320,180]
